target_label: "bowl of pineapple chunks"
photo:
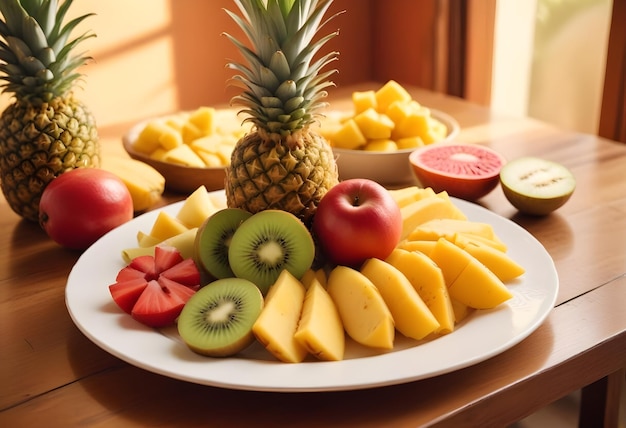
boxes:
[123,107,250,193]
[321,80,460,186]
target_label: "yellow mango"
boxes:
[449,259,513,309]
[352,90,377,114]
[375,80,412,113]
[396,239,437,255]
[162,144,205,167]
[294,278,345,361]
[330,118,366,149]
[148,211,189,242]
[428,238,473,286]
[353,108,394,140]
[252,270,308,363]
[361,258,439,340]
[300,268,327,289]
[176,185,220,229]
[386,249,455,334]
[451,298,474,324]
[453,232,508,252]
[400,195,468,240]
[461,242,525,282]
[100,156,165,212]
[388,186,436,208]
[363,139,398,152]
[408,218,499,243]
[326,266,394,349]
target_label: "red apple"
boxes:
[39,168,134,250]
[313,178,402,267]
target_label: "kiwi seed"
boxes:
[177,277,264,357]
[228,210,315,295]
[194,208,253,279]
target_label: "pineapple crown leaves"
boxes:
[0,0,95,103]
[223,0,343,139]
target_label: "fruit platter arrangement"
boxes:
[0,0,563,391]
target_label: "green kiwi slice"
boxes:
[228,210,315,295]
[194,208,253,279]
[177,277,263,357]
[500,157,576,215]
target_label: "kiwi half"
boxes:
[177,277,263,357]
[228,210,315,295]
[194,208,253,279]
[500,157,576,215]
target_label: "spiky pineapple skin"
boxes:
[225,128,338,226]
[0,95,100,221]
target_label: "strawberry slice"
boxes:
[131,280,187,327]
[109,277,149,314]
[160,258,201,287]
[109,246,201,328]
[154,246,184,273]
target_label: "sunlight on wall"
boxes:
[491,0,613,134]
[72,0,178,129]
[528,0,612,134]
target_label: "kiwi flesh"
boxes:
[228,210,315,295]
[500,157,575,215]
[177,277,263,357]
[194,208,252,279]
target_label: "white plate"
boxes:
[65,194,558,392]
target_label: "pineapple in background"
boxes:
[0,0,99,222]
[223,0,341,227]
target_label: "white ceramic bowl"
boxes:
[331,109,460,186]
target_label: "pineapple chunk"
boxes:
[188,106,216,133]
[133,121,171,154]
[363,139,397,152]
[352,90,377,115]
[181,122,204,145]
[396,136,424,149]
[331,118,366,149]
[391,107,430,140]
[148,211,188,242]
[176,185,219,229]
[157,125,184,150]
[375,80,412,113]
[162,144,205,167]
[353,108,394,140]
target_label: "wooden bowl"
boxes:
[122,120,229,195]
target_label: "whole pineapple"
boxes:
[0,0,99,222]
[223,0,341,227]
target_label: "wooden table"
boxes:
[1,85,625,427]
